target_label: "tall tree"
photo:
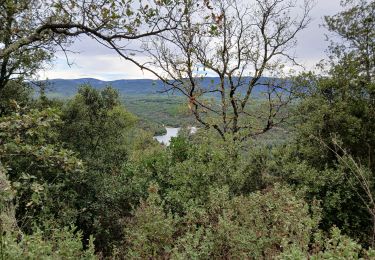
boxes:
[58,85,136,253]
[283,0,375,246]
[297,0,375,171]
[60,85,136,173]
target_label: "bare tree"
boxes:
[124,0,313,140]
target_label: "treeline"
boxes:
[0,0,374,259]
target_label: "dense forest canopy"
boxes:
[0,0,374,259]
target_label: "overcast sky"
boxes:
[40,0,344,81]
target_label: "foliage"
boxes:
[0,0,182,84]
[0,0,374,258]
[324,0,374,83]
[276,0,375,246]
[295,72,375,172]
[0,0,54,90]
[60,85,136,173]
[0,227,96,259]
[123,184,177,259]
[0,105,83,232]
[169,135,190,163]
[121,183,320,259]
[0,163,18,233]
[280,227,375,259]
[293,0,375,171]
[58,85,137,254]
[0,81,32,116]
[272,148,373,245]
[124,132,269,214]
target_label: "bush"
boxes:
[123,184,176,259]
[121,184,320,259]
[280,227,375,259]
[0,227,96,259]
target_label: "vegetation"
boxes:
[0,0,374,259]
[140,0,313,140]
[122,95,194,133]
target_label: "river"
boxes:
[154,127,197,146]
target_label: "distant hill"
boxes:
[41,78,165,97]
[39,77,287,98]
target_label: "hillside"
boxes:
[39,77,283,97]
[41,78,165,97]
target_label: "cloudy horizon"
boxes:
[39,0,344,81]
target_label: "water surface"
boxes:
[154,127,197,146]
[154,127,180,146]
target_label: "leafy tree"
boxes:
[0,0,54,90]
[295,0,375,170]
[0,81,32,116]
[0,105,84,233]
[325,0,375,84]
[278,0,375,246]
[59,85,137,254]
[60,85,136,173]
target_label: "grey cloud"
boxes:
[295,0,344,67]
[44,0,344,80]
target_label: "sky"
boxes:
[40,0,344,81]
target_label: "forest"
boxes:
[0,0,374,259]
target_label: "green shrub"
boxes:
[122,184,320,259]
[280,227,375,259]
[123,184,176,259]
[0,227,96,259]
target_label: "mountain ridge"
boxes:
[39,77,283,97]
